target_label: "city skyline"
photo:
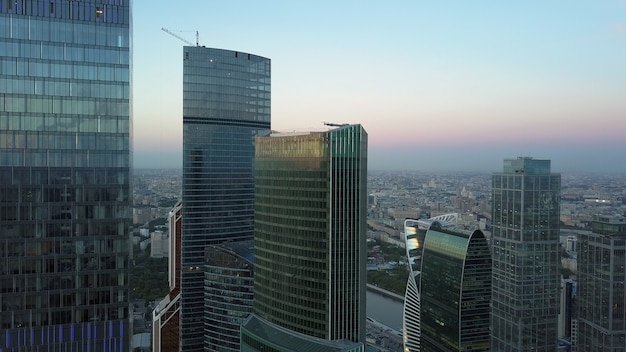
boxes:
[134,1,626,173]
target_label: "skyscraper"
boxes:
[152,200,182,352]
[577,214,626,351]
[241,125,368,351]
[491,157,561,351]
[403,213,460,352]
[0,1,132,350]
[181,46,270,351]
[203,241,254,351]
[419,225,492,351]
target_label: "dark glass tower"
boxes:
[203,241,254,351]
[181,46,270,351]
[419,226,492,351]
[0,1,131,350]
[577,215,626,351]
[241,125,368,351]
[491,157,561,351]
[403,214,460,352]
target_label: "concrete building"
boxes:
[491,157,561,351]
[241,125,368,351]
[180,46,270,351]
[0,1,132,350]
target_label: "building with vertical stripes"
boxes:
[491,157,561,351]
[241,125,368,351]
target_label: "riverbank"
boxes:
[367,283,404,302]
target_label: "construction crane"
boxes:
[161,27,199,46]
[323,122,348,127]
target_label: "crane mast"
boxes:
[161,27,198,46]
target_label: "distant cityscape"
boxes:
[131,167,626,351]
[2,2,625,352]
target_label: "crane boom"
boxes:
[161,27,195,46]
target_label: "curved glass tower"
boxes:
[181,46,270,351]
[0,1,131,350]
[403,214,458,352]
[420,226,491,351]
[241,125,367,351]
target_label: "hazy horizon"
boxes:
[132,1,626,173]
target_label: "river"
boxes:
[366,288,404,331]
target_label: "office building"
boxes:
[420,225,491,351]
[203,241,254,351]
[180,46,270,351]
[0,1,131,350]
[403,213,459,352]
[153,200,182,352]
[241,125,368,351]
[491,157,561,351]
[576,214,626,351]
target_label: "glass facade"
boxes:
[181,46,270,351]
[248,125,368,348]
[0,1,131,351]
[203,241,254,352]
[419,226,491,351]
[491,157,561,352]
[577,215,626,351]
[403,214,459,352]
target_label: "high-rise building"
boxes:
[0,1,132,350]
[203,241,254,351]
[403,213,460,352]
[180,46,270,351]
[576,214,626,351]
[241,125,368,351]
[420,225,491,351]
[491,157,561,351]
[153,200,182,352]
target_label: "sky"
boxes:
[132,1,626,173]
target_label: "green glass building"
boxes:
[491,157,561,351]
[241,125,368,351]
[420,226,491,351]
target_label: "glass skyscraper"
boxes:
[403,213,459,352]
[0,1,131,350]
[203,241,254,351]
[491,157,561,351]
[419,225,492,351]
[241,125,368,351]
[181,46,270,351]
[577,215,626,351]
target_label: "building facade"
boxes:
[403,213,459,352]
[419,225,491,351]
[0,1,132,351]
[203,241,254,351]
[491,157,561,351]
[576,215,626,352]
[241,125,368,351]
[180,46,270,351]
[152,200,182,352]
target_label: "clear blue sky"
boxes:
[132,1,626,172]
